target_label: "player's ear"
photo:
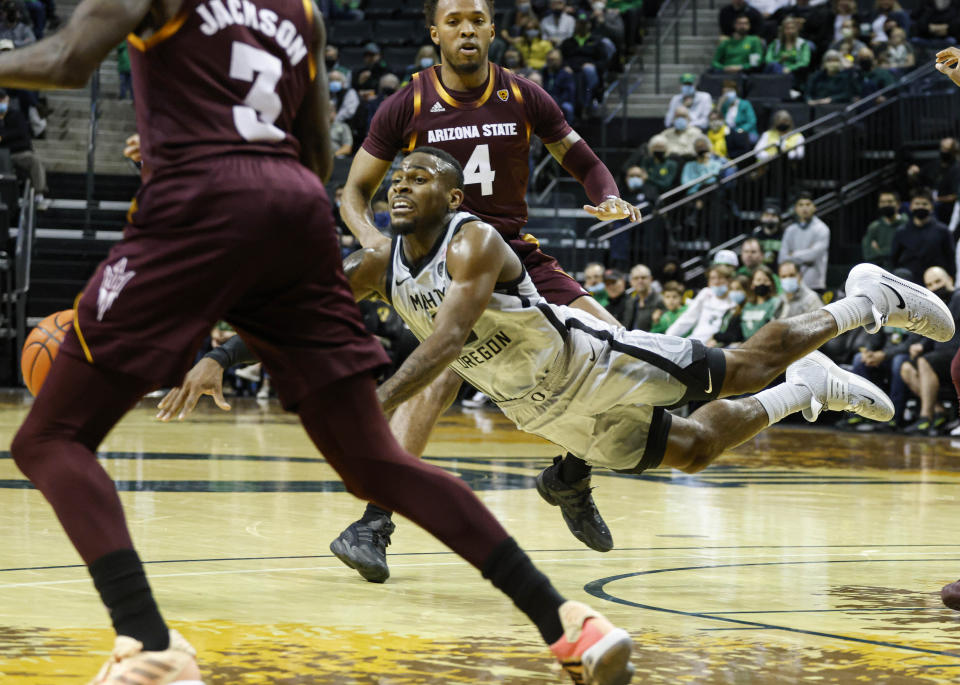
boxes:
[448,188,464,210]
[430,26,440,46]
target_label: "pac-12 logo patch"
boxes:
[497,89,509,102]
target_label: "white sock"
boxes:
[822,295,875,335]
[753,382,814,426]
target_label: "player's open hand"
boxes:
[583,196,642,222]
[936,47,960,87]
[123,133,141,163]
[156,357,231,422]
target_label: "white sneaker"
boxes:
[461,390,489,408]
[88,629,202,684]
[786,350,894,422]
[844,263,955,342]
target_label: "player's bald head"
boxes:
[404,147,465,191]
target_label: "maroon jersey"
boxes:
[363,64,572,238]
[128,0,317,171]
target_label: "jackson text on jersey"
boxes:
[196,0,309,66]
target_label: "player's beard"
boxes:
[443,43,487,75]
[390,215,418,235]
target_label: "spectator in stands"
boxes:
[753,204,784,268]
[659,105,703,157]
[828,0,859,43]
[881,26,915,68]
[862,190,906,269]
[911,0,959,44]
[716,267,783,346]
[780,192,830,292]
[628,263,665,331]
[0,1,34,46]
[0,88,47,208]
[867,0,910,46]
[656,255,685,290]
[329,70,360,124]
[892,189,956,283]
[542,0,576,44]
[500,0,538,39]
[509,16,554,69]
[900,266,960,434]
[764,16,812,81]
[754,109,805,162]
[806,49,862,104]
[933,137,959,223]
[402,45,438,84]
[590,0,626,59]
[771,0,819,42]
[858,46,896,94]
[603,269,640,327]
[624,165,660,209]
[501,47,531,76]
[706,110,729,158]
[830,18,868,64]
[666,264,737,341]
[354,43,392,94]
[583,261,608,306]
[713,248,740,269]
[560,12,608,113]
[541,49,577,122]
[639,135,679,191]
[777,259,822,317]
[737,237,765,277]
[116,41,132,101]
[712,14,765,72]
[323,0,363,21]
[681,136,727,193]
[330,109,353,157]
[719,0,763,38]
[365,73,399,125]
[650,281,687,334]
[325,45,351,86]
[712,274,749,347]
[718,79,758,157]
[665,73,713,130]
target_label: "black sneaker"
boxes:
[536,456,613,552]
[329,516,395,583]
[903,417,932,435]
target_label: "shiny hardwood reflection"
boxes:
[2,391,960,684]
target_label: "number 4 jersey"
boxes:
[128,0,316,171]
[362,64,573,239]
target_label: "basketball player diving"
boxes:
[3,2,637,684]
[166,147,956,562]
[330,0,642,580]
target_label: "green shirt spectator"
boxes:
[806,50,862,104]
[739,296,782,338]
[711,15,764,71]
[764,34,811,73]
[638,134,678,192]
[607,0,643,11]
[651,304,686,334]
[862,192,907,269]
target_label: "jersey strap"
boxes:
[404,72,424,152]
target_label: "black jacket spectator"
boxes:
[606,291,639,328]
[0,107,31,154]
[911,0,960,40]
[560,26,607,71]
[891,215,955,283]
[719,0,763,36]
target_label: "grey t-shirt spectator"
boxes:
[541,12,576,43]
[779,217,830,290]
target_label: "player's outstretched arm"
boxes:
[376,222,506,412]
[546,131,642,222]
[0,0,152,89]
[342,148,394,249]
[343,243,391,300]
[293,1,333,180]
[936,48,960,88]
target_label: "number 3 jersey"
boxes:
[128,0,316,171]
[388,212,564,402]
[363,64,573,239]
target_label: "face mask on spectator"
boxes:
[0,102,8,115]
[420,57,434,69]
[825,60,841,74]
[723,90,736,103]
[935,286,952,301]
[858,58,873,70]
[709,119,723,131]
[913,207,931,220]
[674,117,688,131]
[776,122,790,132]
[780,276,799,293]
[753,283,772,297]
[593,1,605,10]
[586,282,606,293]
[505,55,520,67]
[652,149,666,160]
[841,27,854,38]
[942,150,955,163]
[626,176,643,190]
[526,28,540,39]
[518,2,531,10]
[879,205,896,217]
[681,84,695,96]
[552,8,563,16]
[695,147,710,157]
[330,81,343,93]
[729,290,746,305]
[711,284,728,297]
[761,219,779,232]
[325,57,337,69]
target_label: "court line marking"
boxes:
[584,558,960,658]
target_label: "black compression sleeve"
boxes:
[203,335,257,369]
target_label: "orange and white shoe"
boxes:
[88,629,203,685]
[549,601,634,684]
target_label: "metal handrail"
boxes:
[84,65,100,236]
[653,0,697,94]
[14,181,35,366]
[587,62,938,242]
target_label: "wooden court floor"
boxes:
[2,389,960,684]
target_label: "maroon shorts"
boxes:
[508,234,588,306]
[61,154,388,410]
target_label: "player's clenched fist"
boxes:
[583,196,642,222]
[123,133,141,163]
[936,47,960,88]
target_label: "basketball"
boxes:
[20,309,74,397]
